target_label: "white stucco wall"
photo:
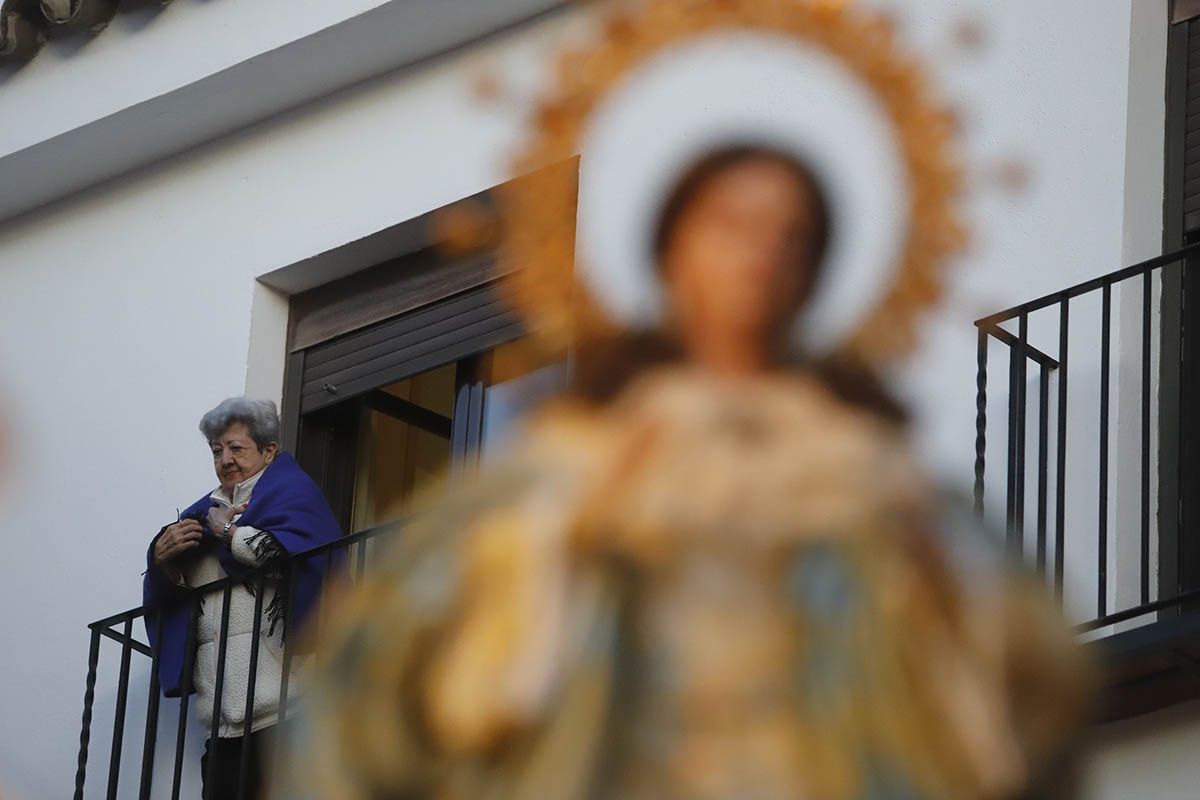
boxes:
[0,0,391,158]
[1084,701,1200,800]
[0,0,1192,797]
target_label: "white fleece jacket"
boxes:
[182,468,303,739]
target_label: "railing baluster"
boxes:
[170,595,201,800]
[106,618,135,800]
[271,561,299,793]
[1007,344,1020,547]
[206,584,234,800]
[137,612,165,799]
[1099,283,1112,619]
[275,561,297,732]
[1055,299,1070,599]
[975,327,988,517]
[73,627,102,800]
[1142,269,1153,606]
[318,550,336,643]
[237,574,268,800]
[1037,362,1050,571]
[1016,313,1030,553]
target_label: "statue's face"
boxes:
[659,156,823,365]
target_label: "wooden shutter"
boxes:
[295,283,524,416]
[1182,20,1200,233]
[1166,7,1200,238]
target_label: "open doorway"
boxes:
[345,341,566,532]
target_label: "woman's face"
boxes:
[210,422,275,492]
[659,157,822,365]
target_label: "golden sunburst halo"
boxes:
[499,0,968,365]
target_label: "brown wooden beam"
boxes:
[363,389,453,440]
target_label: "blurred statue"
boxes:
[282,143,1086,799]
[278,2,1088,799]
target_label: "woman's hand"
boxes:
[153,520,203,566]
[207,503,247,542]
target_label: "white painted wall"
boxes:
[1084,701,1200,800]
[1112,0,1169,626]
[0,0,390,158]
[0,0,1191,797]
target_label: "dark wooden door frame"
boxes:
[450,353,489,479]
[1161,14,1200,601]
[292,398,362,532]
[362,390,453,440]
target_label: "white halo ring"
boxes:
[575,33,910,354]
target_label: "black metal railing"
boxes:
[73,518,404,800]
[975,241,1200,633]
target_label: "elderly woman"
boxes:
[143,398,341,800]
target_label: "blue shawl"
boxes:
[143,452,344,697]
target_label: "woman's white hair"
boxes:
[199,397,281,450]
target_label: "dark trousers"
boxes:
[201,726,273,800]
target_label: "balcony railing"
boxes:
[974,242,1200,635]
[73,519,401,800]
[975,244,1200,719]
